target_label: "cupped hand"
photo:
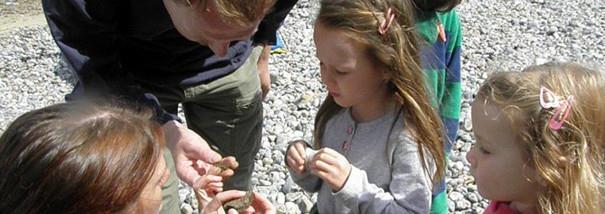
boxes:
[162,121,222,187]
[286,140,308,175]
[309,147,351,191]
[202,191,275,214]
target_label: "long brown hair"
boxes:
[477,62,605,213]
[314,0,445,186]
[0,101,165,213]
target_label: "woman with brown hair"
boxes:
[0,101,169,213]
[0,101,272,213]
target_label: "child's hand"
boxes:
[286,140,308,174]
[201,190,276,214]
[194,156,238,196]
[309,148,351,192]
[194,174,224,197]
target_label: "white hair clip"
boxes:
[539,86,574,130]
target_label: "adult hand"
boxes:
[202,191,275,214]
[309,148,351,192]
[257,45,271,100]
[162,120,222,188]
[286,140,308,175]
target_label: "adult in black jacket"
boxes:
[42,0,297,212]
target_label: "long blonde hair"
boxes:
[477,62,605,214]
[313,0,445,186]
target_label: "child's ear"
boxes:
[382,69,392,81]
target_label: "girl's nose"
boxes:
[320,67,334,87]
[466,146,476,167]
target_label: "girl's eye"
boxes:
[334,69,347,75]
[478,145,491,155]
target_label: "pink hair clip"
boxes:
[437,21,447,42]
[378,8,396,35]
[539,87,574,130]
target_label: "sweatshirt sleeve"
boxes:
[439,10,463,151]
[332,135,433,214]
[288,168,323,193]
[42,0,180,123]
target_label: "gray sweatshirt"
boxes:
[289,108,434,214]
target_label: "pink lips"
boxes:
[329,91,340,97]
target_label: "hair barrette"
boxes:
[539,86,574,130]
[378,8,396,35]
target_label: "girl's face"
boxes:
[136,154,170,213]
[466,97,541,204]
[314,22,391,117]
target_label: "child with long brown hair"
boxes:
[467,62,605,214]
[285,0,446,213]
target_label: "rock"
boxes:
[180,203,193,214]
[297,196,315,213]
[284,202,301,214]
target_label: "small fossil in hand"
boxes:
[212,160,232,174]
[223,191,254,212]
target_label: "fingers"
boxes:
[251,193,275,214]
[202,190,247,214]
[219,156,239,169]
[205,157,237,181]
[310,149,340,169]
[193,174,222,189]
[286,155,304,174]
[187,140,222,164]
[171,127,223,186]
[218,168,235,178]
[239,207,256,214]
[286,142,307,174]
[261,86,270,100]
[177,162,205,187]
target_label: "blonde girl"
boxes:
[286,0,446,213]
[467,62,605,214]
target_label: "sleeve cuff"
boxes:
[141,93,182,124]
[332,166,364,205]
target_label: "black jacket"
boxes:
[42,0,297,122]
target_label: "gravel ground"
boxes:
[1,0,603,213]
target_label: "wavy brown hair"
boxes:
[0,101,165,213]
[313,0,446,186]
[477,62,605,214]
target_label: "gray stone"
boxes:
[180,203,193,214]
[297,196,315,213]
[455,199,472,210]
[284,202,301,214]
